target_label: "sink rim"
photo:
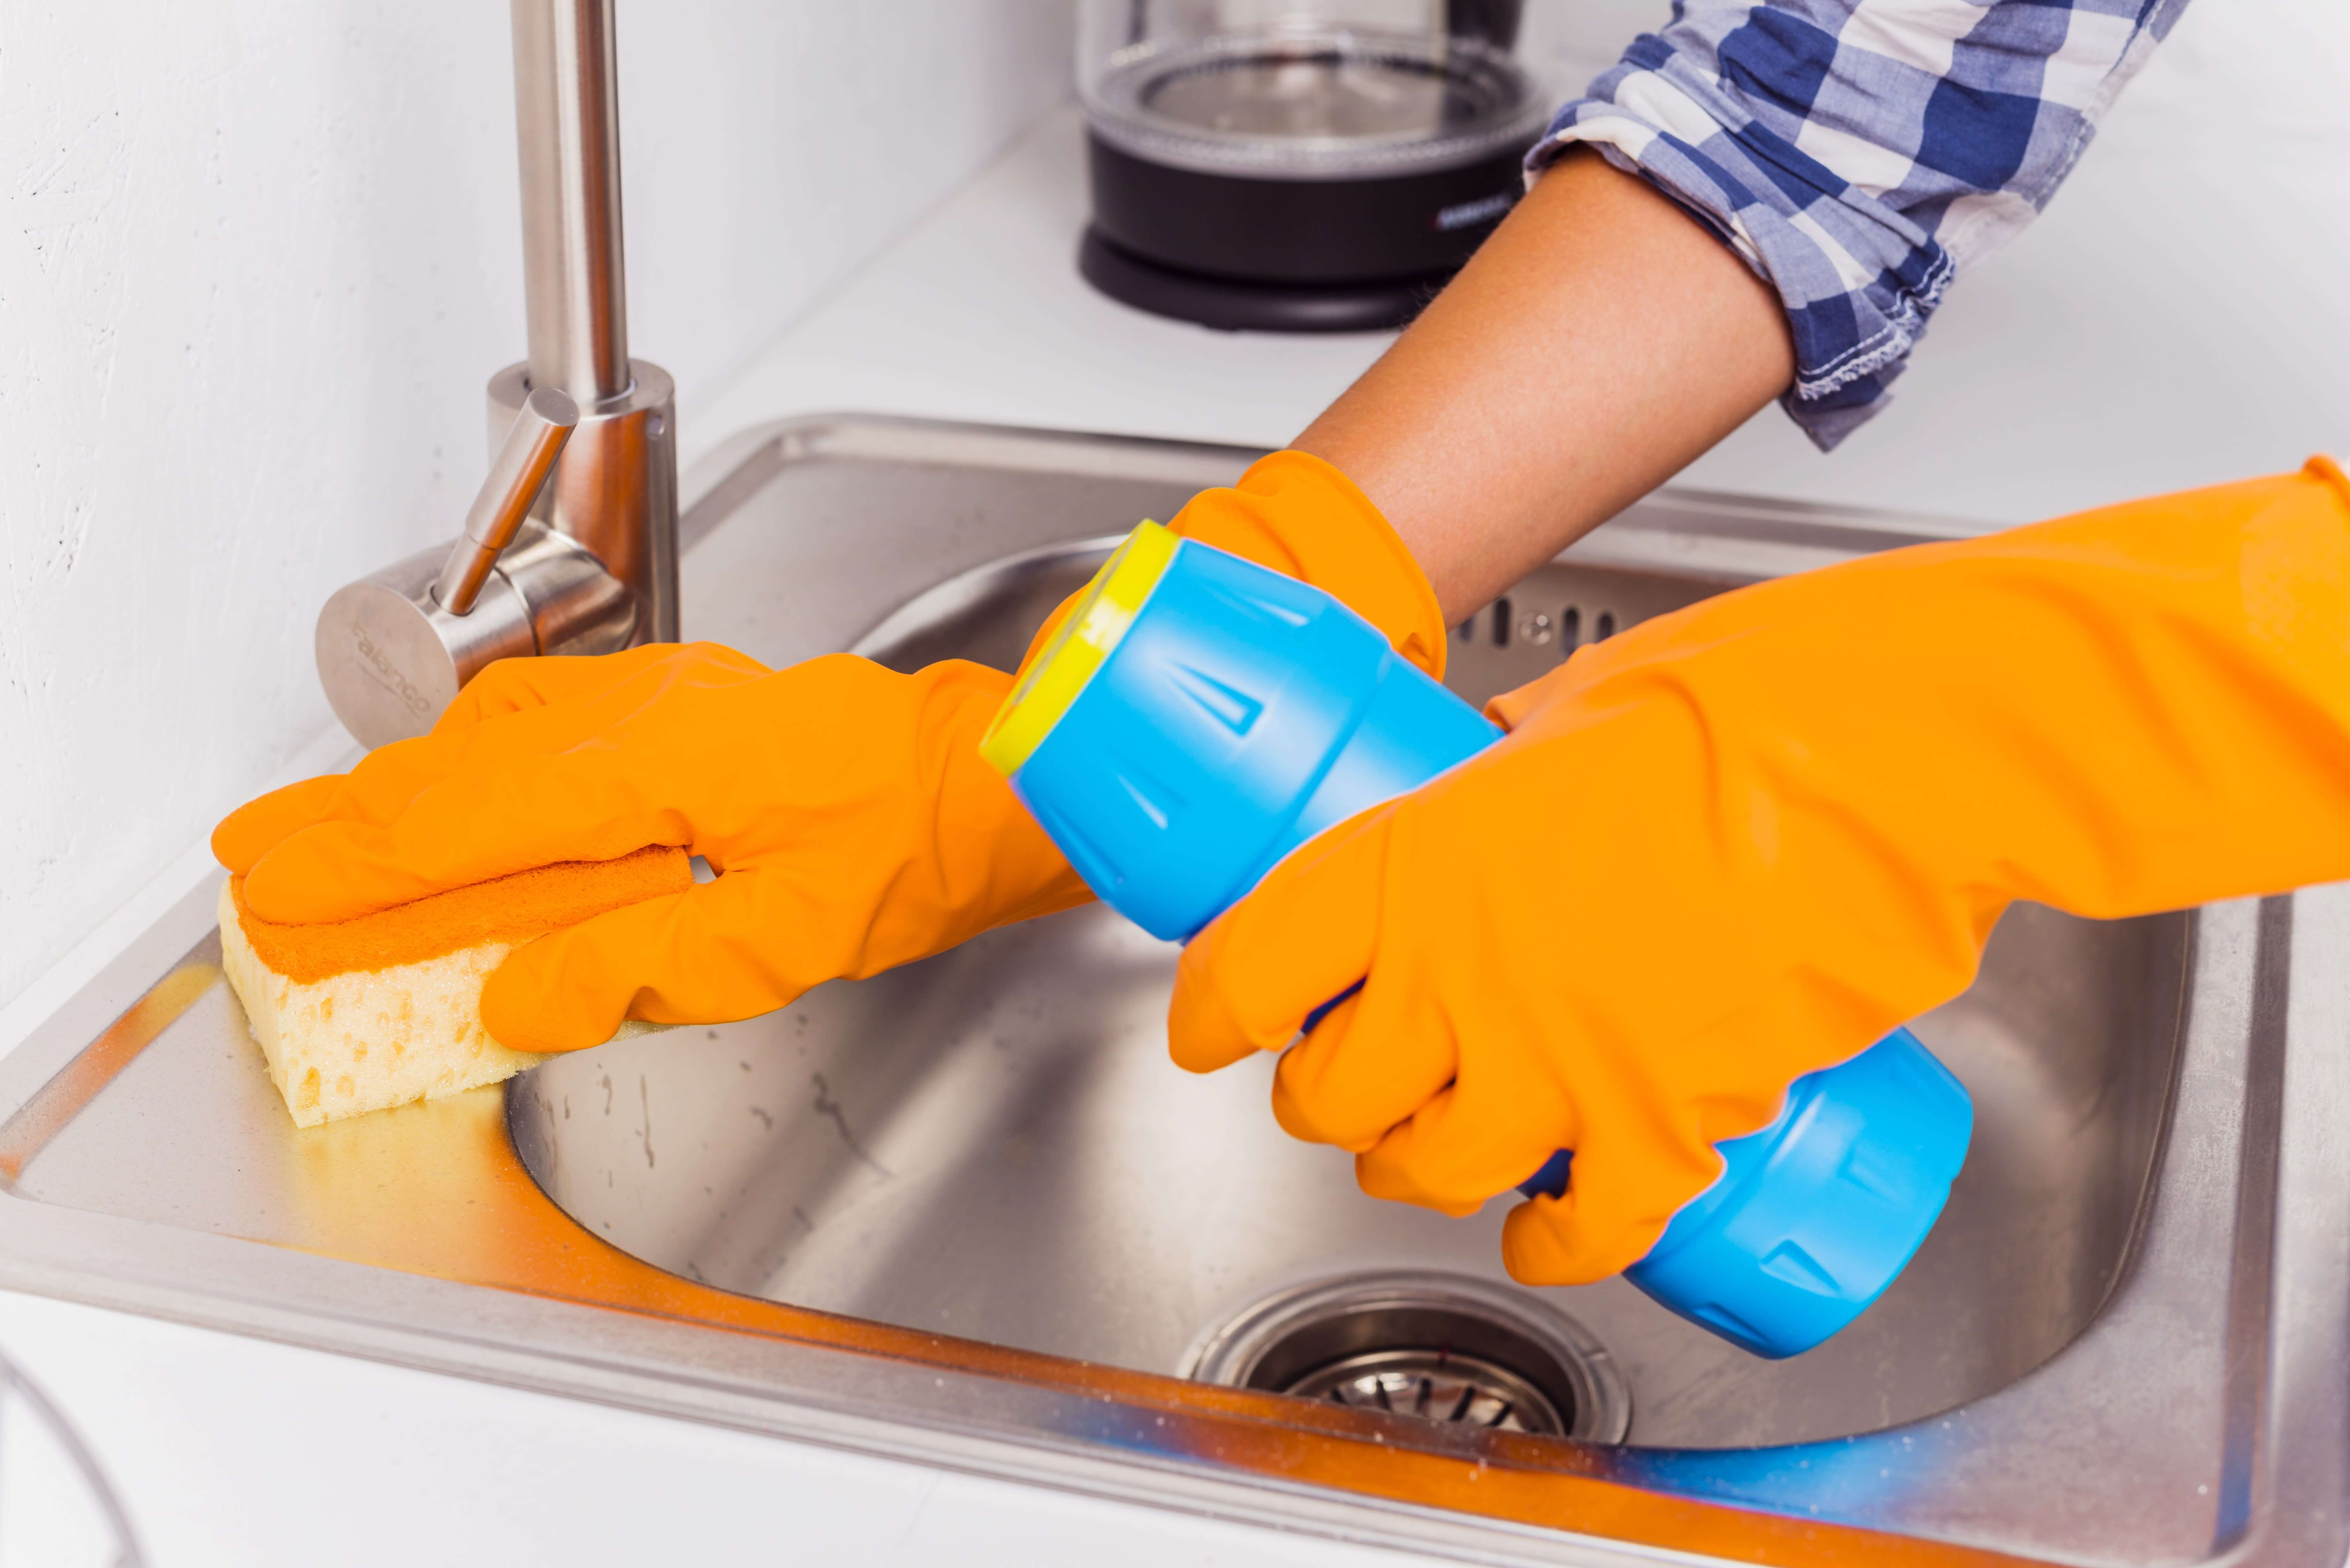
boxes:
[0,413,2341,1568]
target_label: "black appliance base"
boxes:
[1079,230,1447,334]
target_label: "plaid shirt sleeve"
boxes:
[1532,0,2193,450]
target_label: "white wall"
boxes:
[0,1,1071,1011]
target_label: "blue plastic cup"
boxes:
[980,522,1973,1358]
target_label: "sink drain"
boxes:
[1185,1272,1630,1441]
[1281,1346,1569,1432]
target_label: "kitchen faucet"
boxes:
[316,0,678,749]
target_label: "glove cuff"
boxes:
[1169,450,1451,681]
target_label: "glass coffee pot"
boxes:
[1076,2,1552,331]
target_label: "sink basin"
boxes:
[513,519,2187,1452]
[3,416,2345,1564]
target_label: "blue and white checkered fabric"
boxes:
[1533,0,2193,449]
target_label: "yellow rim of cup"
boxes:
[979,520,1179,776]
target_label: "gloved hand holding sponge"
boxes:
[214,452,1444,1052]
[217,449,2350,1319]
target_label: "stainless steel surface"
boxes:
[436,386,579,615]
[315,546,535,746]
[510,516,2189,1453]
[511,0,629,404]
[315,0,676,741]
[487,358,679,645]
[497,0,679,642]
[1300,1353,1561,1433]
[315,518,635,749]
[499,0,678,640]
[10,416,2350,1565]
[1185,1272,1632,1443]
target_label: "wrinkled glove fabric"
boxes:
[214,450,1442,1053]
[1169,458,2350,1289]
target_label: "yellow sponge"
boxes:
[218,847,691,1127]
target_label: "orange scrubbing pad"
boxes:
[228,846,692,981]
[219,847,692,1126]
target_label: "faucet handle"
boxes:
[435,386,579,614]
[316,380,631,750]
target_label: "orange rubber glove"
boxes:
[215,450,1446,1052]
[1169,458,2350,1288]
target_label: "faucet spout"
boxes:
[494,0,678,644]
[313,0,677,750]
[511,0,632,406]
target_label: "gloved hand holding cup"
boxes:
[981,514,1974,1358]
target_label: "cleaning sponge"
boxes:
[219,846,691,1127]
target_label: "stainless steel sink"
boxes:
[3,416,2345,1565]
[515,519,2187,1454]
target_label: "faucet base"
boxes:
[489,358,678,644]
[314,521,633,749]
[310,359,678,752]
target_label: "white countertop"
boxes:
[7,19,2346,1556]
[686,90,2348,535]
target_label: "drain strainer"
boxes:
[1284,1346,1568,1433]
[1185,1271,1631,1442]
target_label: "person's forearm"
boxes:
[1295,149,1794,625]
